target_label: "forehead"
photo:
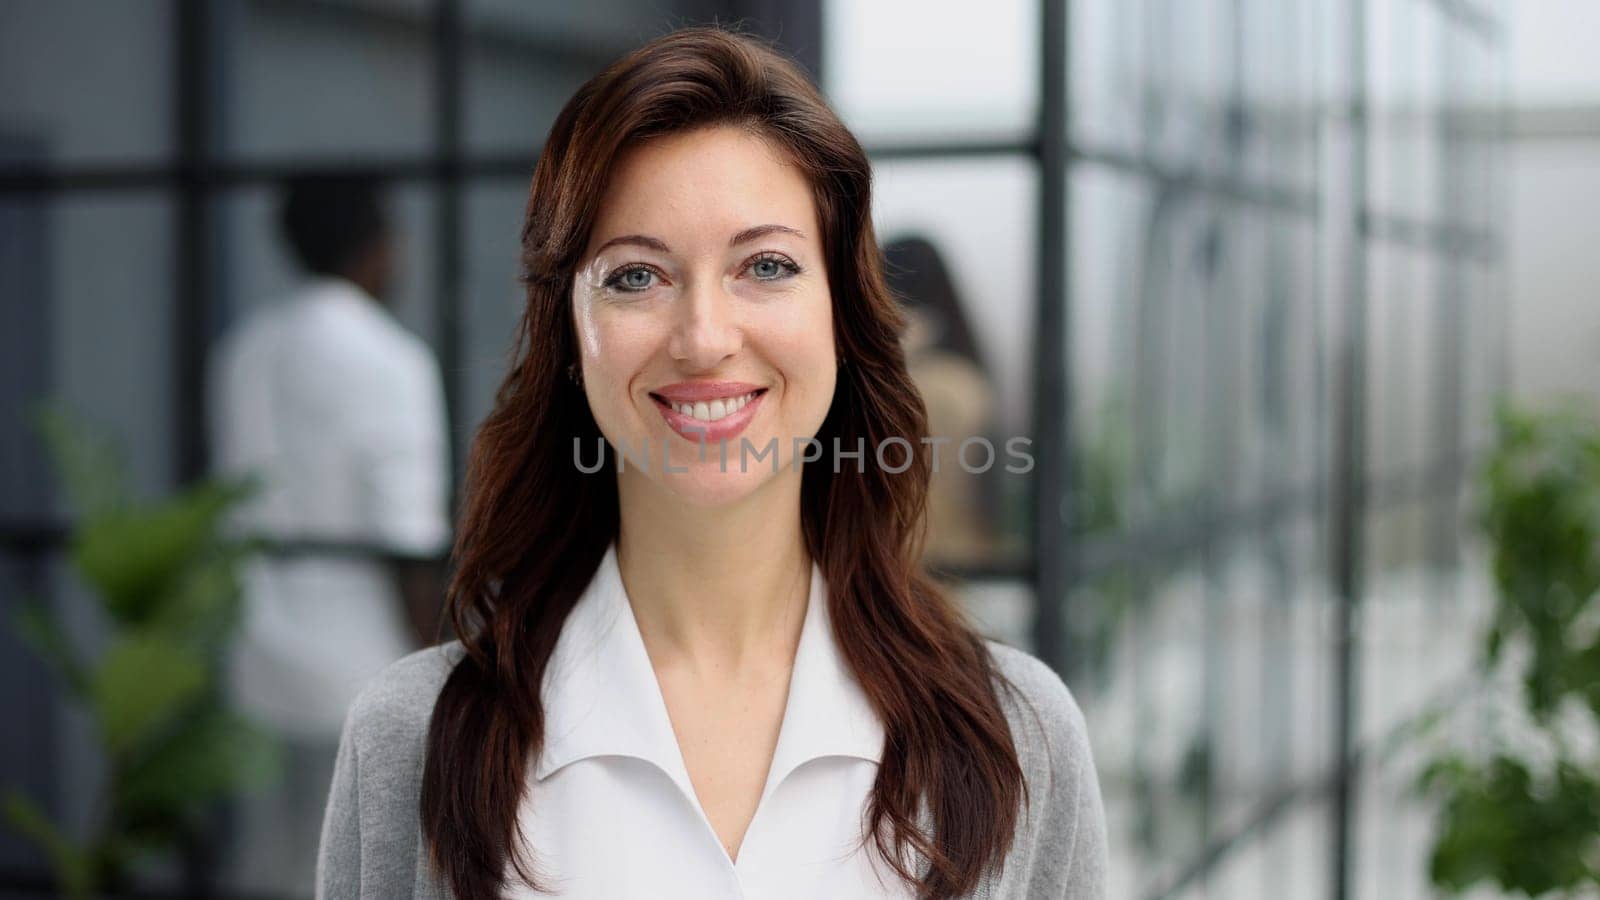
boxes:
[584,125,819,256]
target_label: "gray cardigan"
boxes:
[315,639,1108,899]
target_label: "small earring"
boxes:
[566,362,583,386]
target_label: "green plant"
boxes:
[1416,402,1600,897]
[3,407,281,899]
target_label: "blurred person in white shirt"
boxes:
[207,172,451,895]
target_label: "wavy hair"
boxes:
[421,24,1026,899]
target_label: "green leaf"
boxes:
[11,599,89,698]
[32,402,129,520]
[1418,403,1600,897]
[147,544,251,649]
[1568,636,1600,720]
[71,479,253,626]
[117,710,282,820]
[90,633,207,755]
[2,789,95,900]
[1484,620,1503,664]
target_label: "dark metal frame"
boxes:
[0,0,1506,897]
[1329,3,1374,897]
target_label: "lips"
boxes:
[651,380,764,403]
[648,385,768,446]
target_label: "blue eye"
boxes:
[604,256,798,292]
[748,254,801,281]
[605,265,658,293]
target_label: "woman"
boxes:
[316,25,1106,900]
[883,234,1009,570]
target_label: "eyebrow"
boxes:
[592,224,806,257]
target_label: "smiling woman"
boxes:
[573,125,835,505]
[315,24,1107,900]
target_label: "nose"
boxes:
[667,277,742,370]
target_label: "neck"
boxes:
[614,465,811,676]
[324,265,384,306]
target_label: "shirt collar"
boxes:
[533,542,885,803]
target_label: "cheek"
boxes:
[571,265,667,368]
[762,306,836,412]
[574,309,661,424]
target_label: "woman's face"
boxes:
[572,125,837,507]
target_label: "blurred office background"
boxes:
[2,0,1598,898]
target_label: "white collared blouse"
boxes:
[315,550,1110,900]
[506,542,913,898]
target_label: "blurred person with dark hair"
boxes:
[207,173,451,896]
[884,234,1002,569]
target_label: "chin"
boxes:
[652,450,782,507]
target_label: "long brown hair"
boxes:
[422,25,1026,899]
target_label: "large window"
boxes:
[827,1,1505,898]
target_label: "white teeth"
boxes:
[664,391,759,423]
